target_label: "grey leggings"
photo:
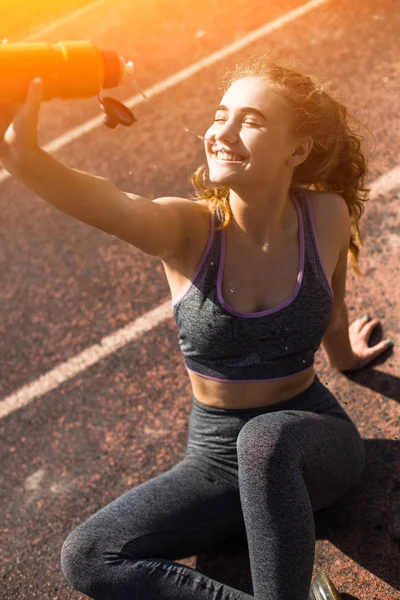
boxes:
[61,375,366,600]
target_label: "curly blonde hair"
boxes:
[190,53,374,276]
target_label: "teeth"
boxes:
[216,151,243,161]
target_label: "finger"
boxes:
[28,77,43,107]
[353,314,370,332]
[362,318,380,337]
[11,79,43,138]
[365,339,392,360]
[24,78,43,118]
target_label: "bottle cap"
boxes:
[101,49,122,88]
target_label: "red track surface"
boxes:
[1,1,399,598]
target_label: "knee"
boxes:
[61,524,101,596]
[237,412,298,466]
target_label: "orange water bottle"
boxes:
[0,40,136,128]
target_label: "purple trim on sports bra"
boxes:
[186,364,315,383]
[172,212,215,307]
[217,190,304,318]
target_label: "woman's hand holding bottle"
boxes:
[0,77,42,172]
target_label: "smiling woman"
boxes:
[1,48,384,600]
[57,54,379,600]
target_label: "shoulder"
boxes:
[154,195,211,237]
[153,196,212,262]
[304,188,347,213]
[305,189,350,246]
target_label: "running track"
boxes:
[1,0,399,598]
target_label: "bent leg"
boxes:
[236,409,365,600]
[61,456,251,600]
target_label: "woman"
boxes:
[1,55,392,600]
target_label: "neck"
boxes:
[228,181,296,248]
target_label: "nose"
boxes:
[215,119,239,144]
[205,118,238,145]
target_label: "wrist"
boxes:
[333,354,361,373]
[1,144,43,177]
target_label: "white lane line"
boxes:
[0,0,330,183]
[16,0,109,42]
[0,301,172,419]
[1,165,399,420]
[371,165,400,196]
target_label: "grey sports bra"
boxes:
[173,187,333,382]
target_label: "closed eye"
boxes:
[213,118,259,127]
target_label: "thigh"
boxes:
[237,408,366,513]
[297,410,366,511]
[67,456,245,562]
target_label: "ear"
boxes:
[288,136,313,168]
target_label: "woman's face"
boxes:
[204,77,298,187]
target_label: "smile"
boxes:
[214,151,245,162]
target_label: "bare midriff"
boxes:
[187,365,316,409]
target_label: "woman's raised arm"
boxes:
[0,78,200,261]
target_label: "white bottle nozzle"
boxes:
[125,61,134,76]
[118,56,135,80]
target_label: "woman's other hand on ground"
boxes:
[340,314,393,372]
